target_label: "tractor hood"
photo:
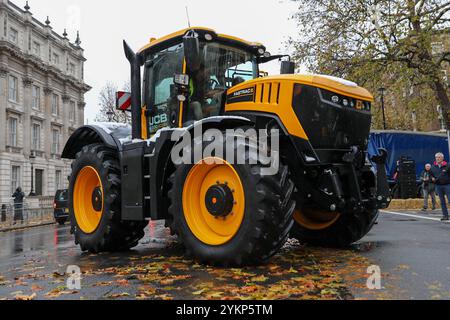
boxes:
[230,74,374,102]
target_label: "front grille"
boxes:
[292,84,372,149]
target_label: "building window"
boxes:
[55,170,62,191]
[9,28,18,44]
[8,117,18,147]
[8,75,18,102]
[52,53,60,66]
[32,123,41,151]
[32,85,40,110]
[11,166,20,195]
[32,41,41,56]
[69,63,76,76]
[431,42,444,56]
[52,129,60,154]
[69,101,76,121]
[51,94,59,116]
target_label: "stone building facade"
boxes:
[0,0,90,204]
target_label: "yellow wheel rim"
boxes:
[73,166,104,234]
[294,208,341,231]
[182,158,245,246]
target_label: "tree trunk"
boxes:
[431,80,450,129]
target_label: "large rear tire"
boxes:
[167,135,296,267]
[69,144,148,253]
[291,208,379,248]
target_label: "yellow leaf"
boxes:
[160,279,175,285]
[193,288,208,295]
[15,293,37,300]
[207,292,224,298]
[250,275,268,283]
[108,292,130,299]
[116,279,130,287]
[397,265,410,270]
[288,267,299,274]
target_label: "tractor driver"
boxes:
[188,65,222,121]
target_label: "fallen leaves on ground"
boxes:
[107,292,130,299]
[0,239,397,300]
[45,286,78,298]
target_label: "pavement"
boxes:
[0,211,448,300]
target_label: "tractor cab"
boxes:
[143,36,258,133]
[120,27,293,139]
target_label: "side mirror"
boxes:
[183,31,201,72]
[280,60,296,75]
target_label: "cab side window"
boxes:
[145,44,184,134]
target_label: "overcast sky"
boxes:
[17,0,300,123]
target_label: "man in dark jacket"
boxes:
[421,164,436,211]
[12,187,25,224]
[431,153,450,221]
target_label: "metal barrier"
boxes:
[0,197,55,231]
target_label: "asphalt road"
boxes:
[360,210,450,299]
[0,212,449,300]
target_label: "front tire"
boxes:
[291,208,379,247]
[69,144,148,253]
[167,136,296,267]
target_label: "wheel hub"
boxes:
[91,187,103,212]
[205,184,234,218]
[182,158,245,246]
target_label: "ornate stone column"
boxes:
[22,75,33,156]
[43,86,53,158]
[62,93,70,141]
[0,63,8,152]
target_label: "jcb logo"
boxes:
[366,265,382,290]
[150,114,168,126]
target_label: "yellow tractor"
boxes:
[62,27,390,266]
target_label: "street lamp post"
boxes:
[379,87,387,130]
[29,153,36,197]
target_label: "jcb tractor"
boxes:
[62,27,390,266]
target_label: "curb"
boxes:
[0,221,56,233]
[388,199,445,211]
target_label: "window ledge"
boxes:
[5,146,22,154]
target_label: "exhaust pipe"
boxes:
[123,41,142,140]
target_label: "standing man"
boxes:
[12,187,25,224]
[421,164,436,211]
[431,153,450,221]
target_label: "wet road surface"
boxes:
[0,212,449,300]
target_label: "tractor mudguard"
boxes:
[62,123,132,159]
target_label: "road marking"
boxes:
[381,210,443,222]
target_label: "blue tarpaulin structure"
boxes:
[368,131,449,180]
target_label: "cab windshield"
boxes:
[202,42,258,88]
[186,42,257,122]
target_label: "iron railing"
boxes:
[0,196,55,231]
